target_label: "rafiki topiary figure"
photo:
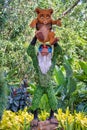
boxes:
[27,8,62,126]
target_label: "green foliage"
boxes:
[54,56,87,112]
[54,56,76,111]
[39,94,50,111]
[22,119,31,130]
[0,39,35,85]
[54,66,65,86]
[74,61,87,82]
[0,69,7,119]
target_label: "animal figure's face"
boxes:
[35,8,53,24]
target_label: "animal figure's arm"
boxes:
[30,18,38,28]
[52,19,62,26]
[30,36,37,45]
[27,44,38,74]
[52,43,62,66]
[49,43,62,74]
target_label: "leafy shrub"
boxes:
[0,69,7,119]
[0,108,87,130]
[54,56,87,112]
[0,108,33,130]
[55,108,87,130]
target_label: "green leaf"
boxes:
[74,72,87,82]
[39,94,50,111]
[54,66,65,86]
[63,56,73,77]
[66,77,76,94]
[79,61,87,75]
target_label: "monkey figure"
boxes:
[30,8,62,45]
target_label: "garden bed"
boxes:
[0,108,87,130]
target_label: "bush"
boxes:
[0,108,87,130]
[0,69,7,119]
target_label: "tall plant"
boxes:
[54,55,87,112]
[54,56,77,112]
[0,68,7,119]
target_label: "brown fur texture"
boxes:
[30,8,62,45]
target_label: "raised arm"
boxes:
[51,43,62,72]
[53,43,62,62]
[30,18,38,28]
[27,44,38,74]
[52,19,62,26]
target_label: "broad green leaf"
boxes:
[79,61,87,75]
[63,56,73,77]
[54,66,65,86]
[66,77,76,94]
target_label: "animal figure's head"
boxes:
[35,8,53,24]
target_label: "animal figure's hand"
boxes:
[51,37,59,45]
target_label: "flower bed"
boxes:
[0,108,33,130]
[0,108,87,130]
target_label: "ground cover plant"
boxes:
[0,108,87,130]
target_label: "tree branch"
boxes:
[60,0,80,18]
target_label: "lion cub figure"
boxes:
[30,8,62,45]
